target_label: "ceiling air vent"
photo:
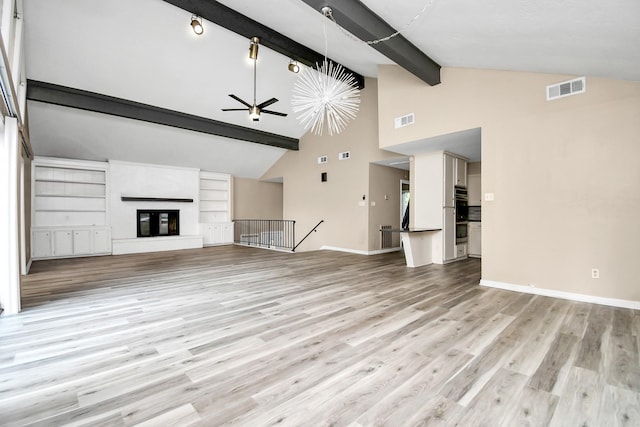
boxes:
[317,155,328,164]
[338,151,350,160]
[546,77,586,101]
[394,113,415,128]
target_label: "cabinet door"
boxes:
[456,244,467,258]
[53,230,74,256]
[211,224,223,244]
[443,207,456,261]
[222,223,234,244]
[455,158,467,187]
[73,230,92,254]
[32,230,52,258]
[443,155,455,207]
[93,228,112,253]
[469,224,481,256]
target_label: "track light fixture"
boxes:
[190,15,203,35]
[249,37,259,60]
[288,60,300,73]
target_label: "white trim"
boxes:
[34,156,109,171]
[24,257,31,274]
[480,279,640,310]
[108,159,200,173]
[321,246,401,256]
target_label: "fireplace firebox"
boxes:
[137,210,179,237]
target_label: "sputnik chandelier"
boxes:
[291,7,360,136]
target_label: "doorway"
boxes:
[400,179,410,229]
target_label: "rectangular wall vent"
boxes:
[317,155,328,164]
[338,151,350,160]
[394,113,415,128]
[380,225,392,249]
[546,77,586,101]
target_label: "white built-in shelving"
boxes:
[31,157,111,259]
[199,171,233,245]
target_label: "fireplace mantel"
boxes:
[121,196,194,203]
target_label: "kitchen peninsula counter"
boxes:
[381,228,442,267]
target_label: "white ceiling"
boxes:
[23,0,640,177]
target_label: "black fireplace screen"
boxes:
[137,210,179,237]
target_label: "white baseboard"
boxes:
[24,258,32,274]
[321,246,401,256]
[480,279,640,310]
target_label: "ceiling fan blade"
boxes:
[257,97,279,109]
[262,110,288,117]
[228,94,252,108]
[221,108,249,112]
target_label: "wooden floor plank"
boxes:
[0,245,635,426]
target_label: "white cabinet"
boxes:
[443,155,455,207]
[32,230,52,258]
[455,158,467,187]
[53,230,74,256]
[443,207,456,261]
[201,222,234,246]
[469,222,481,257]
[456,244,467,258]
[73,230,92,254]
[32,227,112,259]
[93,229,112,253]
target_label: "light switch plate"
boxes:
[484,192,495,201]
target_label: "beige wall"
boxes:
[262,77,403,252]
[232,177,283,220]
[378,66,640,302]
[468,161,481,175]
[368,163,408,250]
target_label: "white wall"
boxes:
[109,160,200,239]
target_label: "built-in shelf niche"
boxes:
[199,172,231,223]
[33,159,108,227]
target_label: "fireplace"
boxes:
[137,210,179,237]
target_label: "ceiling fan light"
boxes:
[249,37,260,60]
[249,105,260,121]
[288,60,300,73]
[190,16,203,35]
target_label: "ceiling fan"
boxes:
[222,37,287,122]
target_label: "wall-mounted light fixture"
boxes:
[190,15,203,35]
[288,60,300,73]
[249,37,260,60]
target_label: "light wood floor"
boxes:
[2,246,639,426]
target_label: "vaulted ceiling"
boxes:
[23,0,640,177]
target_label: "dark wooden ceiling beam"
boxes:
[300,0,441,86]
[26,80,299,151]
[161,0,365,89]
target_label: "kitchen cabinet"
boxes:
[443,155,456,206]
[469,222,481,257]
[456,244,467,258]
[455,157,467,187]
[443,207,456,261]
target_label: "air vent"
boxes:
[338,151,350,160]
[317,155,328,164]
[546,77,586,101]
[394,113,415,128]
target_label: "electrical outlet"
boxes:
[591,268,600,279]
[484,192,495,201]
